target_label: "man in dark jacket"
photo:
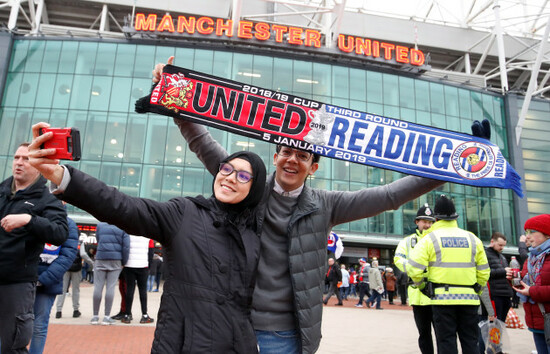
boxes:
[323,258,343,306]
[29,213,78,353]
[486,231,513,322]
[0,143,68,353]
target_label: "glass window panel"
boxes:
[109,78,132,112]
[384,105,399,119]
[182,168,207,197]
[400,108,416,122]
[470,91,483,121]
[3,73,23,107]
[154,46,176,69]
[9,40,29,73]
[133,45,156,78]
[416,110,430,126]
[94,43,117,76]
[143,117,168,165]
[349,68,366,101]
[333,160,350,181]
[429,83,444,114]
[212,51,233,78]
[89,76,113,111]
[233,53,254,84]
[482,94,494,120]
[431,113,446,129]
[165,123,187,166]
[75,42,98,75]
[399,77,415,109]
[444,86,459,117]
[332,66,349,98]
[195,49,215,75]
[0,108,16,154]
[58,42,79,74]
[52,74,74,109]
[349,219,368,233]
[367,71,383,104]
[102,113,128,162]
[34,74,56,108]
[332,97,349,109]
[174,47,195,69]
[160,166,184,201]
[478,198,492,241]
[350,166,367,183]
[82,112,107,161]
[65,109,86,129]
[368,213,385,234]
[68,75,93,110]
[366,102,383,116]
[293,60,313,95]
[383,73,399,106]
[349,99,366,112]
[458,88,472,119]
[314,154,331,180]
[11,109,33,147]
[130,78,154,108]
[80,161,101,179]
[18,73,40,107]
[114,44,137,77]
[332,180,349,192]
[0,157,8,181]
[123,113,147,163]
[41,41,62,73]
[120,164,142,197]
[252,55,273,89]
[24,41,46,72]
[141,165,163,200]
[99,162,122,188]
[313,62,331,97]
[415,80,430,111]
[273,58,293,92]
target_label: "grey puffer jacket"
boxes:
[176,119,444,353]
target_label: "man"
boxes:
[339,264,350,301]
[0,143,68,353]
[29,212,78,354]
[355,258,371,308]
[152,57,494,353]
[408,195,490,354]
[323,258,342,306]
[485,232,513,322]
[394,203,436,354]
[55,235,83,319]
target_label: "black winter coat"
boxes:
[486,246,513,297]
[0,176,68,284]
[60,166,260,353]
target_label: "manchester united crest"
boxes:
[158,73,194,113]
[452,141,496,180]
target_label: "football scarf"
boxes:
[135,65,523,197]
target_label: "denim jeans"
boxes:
[533,331,550,354]
[29,293,56,354]
[366,290,382,309]
[255,329,301,354]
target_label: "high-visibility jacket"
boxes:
[394,229,432,306]
[407,220,490,305]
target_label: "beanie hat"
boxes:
[359,258,367,263]
[433,194,459,220]
[524,214,550,236]
[416,203,435,221]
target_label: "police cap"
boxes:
[433,194,459,220]
[416,203,435,221]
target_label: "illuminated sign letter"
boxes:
[216,19,233,37]
[355,37,371,56]
[197,17,214,35]
[395,46,409,63]
[304,29,321,48]
[157,14,175,32]
[254,22,271,41]
[380,42,395,60]
[288,27,303,45]
[177,16,196,33]
[238,21,253,39]
[410,49,425,66]
[338,35,354,53]
[272,25,288,42]
[135,13,157,32]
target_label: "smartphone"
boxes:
[39,127,81,161]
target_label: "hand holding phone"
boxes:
[39,127,81,161]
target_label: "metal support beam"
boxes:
[516,15,550,145]
[493,1,509,93]
[8,0,21,30]
[100,4,109,32]
[231,0,243,38]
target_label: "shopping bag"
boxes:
[505,308,525,329]
[479,319,511,354]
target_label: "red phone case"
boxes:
[39,128,81,161]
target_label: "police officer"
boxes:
[407,195,490,354]
[394,203,436,354]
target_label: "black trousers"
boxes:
[357,282,371,305]
[323,282,342,304]
[413,305,434,354]
[492,295,511,322]
[432,305,479,354]
[0,282,35,354]
[124,267,149,316]
[398,284,408,304]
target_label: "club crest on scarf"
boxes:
[452,141,496,180]
[152,72,194,112]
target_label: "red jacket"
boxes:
[521,256,550,330]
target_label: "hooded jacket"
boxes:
[0,176,68,285]
[95,222,130,265]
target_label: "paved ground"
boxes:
[43,281,537,353]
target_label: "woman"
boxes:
[28,122,267,353]
[384,267,397,305]
[512,214,550,354]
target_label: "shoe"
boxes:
[111,312,125,320]
[140,314,154,324]
[376,308,384,310]
[90,316,99,325]
[335,303,343,306]
[102,316,116,325]
[121,314,132,324]
[354,304,363,308]
[73,310,81,318]
[153,289,159,292]
[55,311,62,319]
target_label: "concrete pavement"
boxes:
[44,281,537,353]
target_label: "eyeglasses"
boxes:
[218,162,254,184]
[277,147,312,162]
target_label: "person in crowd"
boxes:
[28,123,267,353]
[323,258,343,306]
[384,267,397,305]
[90,222,130,326]
[394,203,436,354]
[486,231,513,322]
[29,210,78,354]
[81,243,95,283]
[355,258,371,308]
[148,251,163,292]
[339,264,350,301]
[55,235,84,319]
[396,269,409,306]
[408,195,490,354]
[348,266,357,298]
[0,142,68,353]
[511,214,550,354]
[366,260,384,310]
[121,235,153,324]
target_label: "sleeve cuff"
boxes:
[49,165,71,194]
